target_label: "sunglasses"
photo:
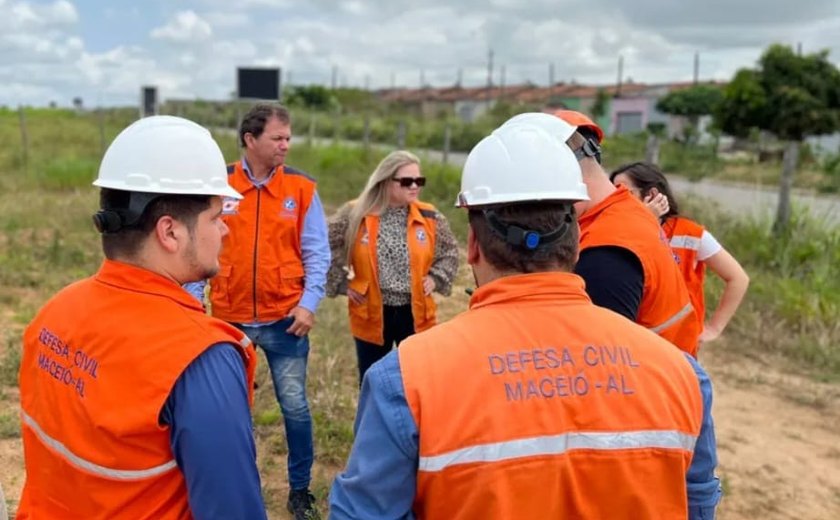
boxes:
[392,176,426,188]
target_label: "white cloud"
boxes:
[3,0,840,106]
[151,10,212,43]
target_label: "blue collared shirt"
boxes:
[329,351,722,520]
[184,157,330,322]
[160,343,267,520]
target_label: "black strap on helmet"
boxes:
[92,191,161,234]
[572,138,602,164]
[483,208,572,251]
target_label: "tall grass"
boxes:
[686,199,840,379]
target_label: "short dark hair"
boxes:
[239,103,291,147]
[609,161,680,217]
[99,188,212,259]
[468,202,579,273]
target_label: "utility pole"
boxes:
[797,42,803,56]
[693,51,699,85]
[500,65,506,97]
[616,55,624,97]
[487,48,494,88]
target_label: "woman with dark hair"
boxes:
[611,162,749,345]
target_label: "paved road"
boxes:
[418,148,840,226]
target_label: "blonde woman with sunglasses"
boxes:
[327,151,459,383]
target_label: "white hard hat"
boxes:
[94,115,242,199]
[502,112,578,142]
[456,115,589,207]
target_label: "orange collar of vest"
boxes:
[229,161,286,198]
[578,185,634,230]
[469,272,591,310]
[95,259,206,312]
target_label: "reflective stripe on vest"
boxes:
[418,429,698,473]
[21,410,177,481]
[649,302,694,334]
[670,235,701,251]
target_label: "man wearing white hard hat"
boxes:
[16,116,267,519]
[329,114,720,519]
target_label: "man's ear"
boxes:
[467,226,481,266]
[154,215,185,254]
[243,132,255,149]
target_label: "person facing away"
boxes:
[525,110,701,357]
[326,150,459,383]
[611,161,750,346]
[329,114,721,519]
[185,103,329,520]
[17,116,266,519]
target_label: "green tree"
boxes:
[285,85,337,110]
[715,44,840,233]
[590,88,609,121]
[656,84,723,143]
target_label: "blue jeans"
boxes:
[237,318,313,490]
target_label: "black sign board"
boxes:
[237,67,282,101]
[141,86,158,117]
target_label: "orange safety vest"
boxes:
[348,201,438,345]
[399,272,703,519]
[210,161,316,323]
[17,260,256,520]
[579,186,700,356]
[663,216,707,325]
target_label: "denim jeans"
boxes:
[237,318,313,490]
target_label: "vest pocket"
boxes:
[210,265,232,306]
[348,279,369,319]
[279,262,305,294]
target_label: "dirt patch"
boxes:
[703,342,840,519]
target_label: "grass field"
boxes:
[1,109,839,517]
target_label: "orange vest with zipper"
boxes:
[17,260,256,520]
[579,186,700,356]
[348,201,438,345]
[399,272,703,519]
[210,161,316,323]
[663,216,707,324]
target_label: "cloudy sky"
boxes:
[2,0,839,107]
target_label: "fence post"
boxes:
[397,120,406,149]
[308,115,315,147]
[442,123,451,165]
[98,108,107,156]
[18,105,29,173]
[363,115,371,152]
[332,110,341,146]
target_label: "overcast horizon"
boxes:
[1,0,839,108]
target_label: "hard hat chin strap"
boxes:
[483,208,572,251]
[92,191,161,234]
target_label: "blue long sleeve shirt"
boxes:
[160,343,267,520]
[329,351,721,520]
[184,158,331,321]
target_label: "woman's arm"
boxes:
[701,247,749,342]
[326,205,352,297]
[427,212,460,296]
